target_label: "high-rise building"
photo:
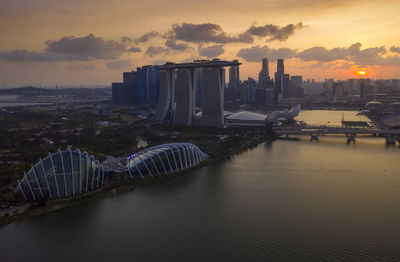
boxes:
[112,66,159,106]
[196,69,204,107]
[173,68,195,126]
[274,73,290,103]
[277,59,284,75]
[290,76,304,98]
[202,67,225,128]
[136,65,159,106]
[123,71,136,104]
[281,74,291,98]
[153,60,240,127]
[228,60,240,89]
[258,58,270,89]
[262,58,269,77]
[274,59,287,104]
[332,81,344,100]
[255,88,266,106]
[111,82,125,104]
[265,88,275,105]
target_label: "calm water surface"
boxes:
[1,111,400,261]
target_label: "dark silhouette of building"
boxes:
[153,60,240,128]
[112,66,159,106]
[228,60,240,89]
[277,59,284,75]
[258,58,272,89]
[290,76,304,98]
[255,88,266,106]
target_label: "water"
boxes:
[1,111,400,261]
[296,110,369,127]
[0,95,49,108]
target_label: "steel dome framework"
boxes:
[127,143,208,179]
[16,148,104,201]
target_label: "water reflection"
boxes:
[1,111,400,261]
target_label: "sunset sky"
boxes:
[1,0,400,86]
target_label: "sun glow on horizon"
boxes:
[355,70,368,76]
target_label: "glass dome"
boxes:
[126,143,208,179]
[16,148,104,201]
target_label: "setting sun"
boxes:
[355,70,368,76]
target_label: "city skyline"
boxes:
[1,0,400,86]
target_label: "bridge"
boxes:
[273,125,400,144]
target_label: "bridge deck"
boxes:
[274,127,400,135]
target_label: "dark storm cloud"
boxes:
[164,22,306,44]
[127,47,141,52]
[240,22,306,42]
[198,45,225,58]
[105,59,132,70]
[390,46,400,54]
[165,39,191,51]
[236,45,296,62]
[134,31,159,44]
[0,34,127,61]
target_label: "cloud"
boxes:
[146,40,193,57]
[296,42,398,66]
[165,23,231,43]
[121,36,133,43]
[236,45,296,62]
[164,22,305,44]
[0,34,127,62]
[134,31,159,44]
[390,46,400,54]
[165,39,191,51]
[240,22,306,42]
[296,46,349,62]
[127,47,141,52]
[67,63,96,71]
[44,34,126,60]
[145,46,171,57]
[105,59,132,70]
[198,44,225,58]
[0,49,50,62]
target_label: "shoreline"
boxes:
[0,136,270,228]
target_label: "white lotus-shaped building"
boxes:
[126,143,208,179]
[16,148,104,201]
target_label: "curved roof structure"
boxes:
[226,111,268,122]
[127,143,208,179]
[16,148,104,201]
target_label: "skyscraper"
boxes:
[123,71,136,105]
[202,67,225,127]
[173,68,195,126]
[277,59,284,75]
[153,60,240,128]
[112,66,159,107]
[258,58,271,89]
[274,59,286,103]
[228,60,240,89]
